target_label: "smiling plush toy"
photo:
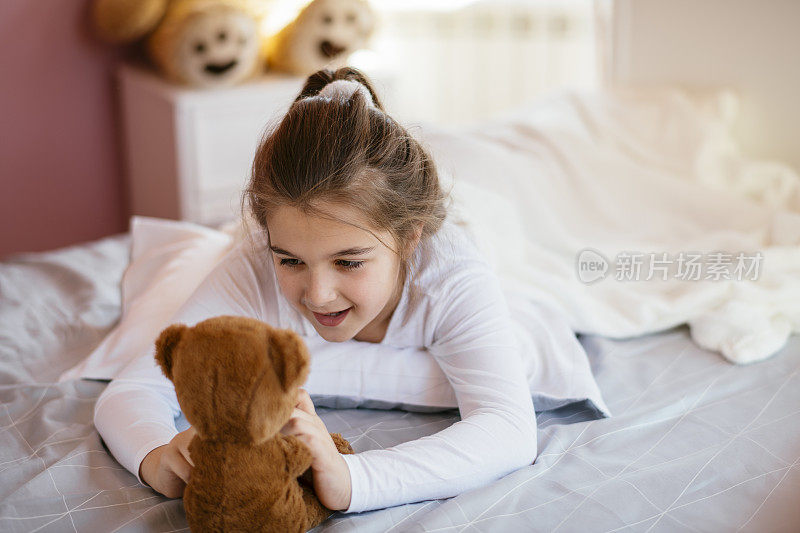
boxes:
[92,0,263,87]
[265,0,376,76]
[153,315,354,532]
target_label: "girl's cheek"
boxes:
[347,274,380,302]
[274,270,299,300]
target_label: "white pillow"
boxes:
[58,216,237,382]
[61,216,610,419]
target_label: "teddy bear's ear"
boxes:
[91,0,169,43]
[154,323,188,381]
[268,330,310,392]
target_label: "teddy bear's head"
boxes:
[268,0,376,76]
[92,0,262,87]
[154,315,310,444]
[148,1,262,87]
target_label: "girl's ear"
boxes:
[154,324,188,381]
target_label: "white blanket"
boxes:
[66,87,800,372]
[429,87,800,364]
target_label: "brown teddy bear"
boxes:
[154,315,354,532]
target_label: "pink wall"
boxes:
[0,0,128,259]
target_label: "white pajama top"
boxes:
[93,218,539,513]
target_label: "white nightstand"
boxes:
[118,63,307,226]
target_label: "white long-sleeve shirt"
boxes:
[94,217,539,513]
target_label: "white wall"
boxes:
[608,0,800,173]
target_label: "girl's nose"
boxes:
[305,270,337,308]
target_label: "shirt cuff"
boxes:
[340,453,368,514]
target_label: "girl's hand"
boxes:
[281,388,352,511]
[139,426,196,499]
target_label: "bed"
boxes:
[1,225,799,532]
[4,4,800,524]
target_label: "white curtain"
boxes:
[356,0,600,126]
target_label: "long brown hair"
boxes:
[242,67,451,323]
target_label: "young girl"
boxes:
[94,67,538,513]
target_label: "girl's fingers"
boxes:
[180,446,195,467]
[168,450,192,484]
[177,428,196,467]
[295,388,316,414]
[280,408,330,442]
[277,409,335,472]
[280,408,312,435]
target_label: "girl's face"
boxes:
[266,201,405,343]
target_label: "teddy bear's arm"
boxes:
[330,433,354,455]
[281,435,314,479]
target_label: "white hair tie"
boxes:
[318,79,376,108]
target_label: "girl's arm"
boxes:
[339,267,538,513]
[94,243,275,485]
[94,238,439,489]
[93,353,182,485]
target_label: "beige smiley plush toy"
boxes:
[92,0,264,88]
[265,0,376,76]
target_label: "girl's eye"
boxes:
[337,260,363,270]
[278,258,363,270]
[279,258,301,267]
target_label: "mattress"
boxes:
[1,232,799,532]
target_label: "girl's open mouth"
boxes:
[312,307,351,327]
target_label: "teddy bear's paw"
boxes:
[330,432,354,454]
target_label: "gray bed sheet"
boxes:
[1,233,798,533]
